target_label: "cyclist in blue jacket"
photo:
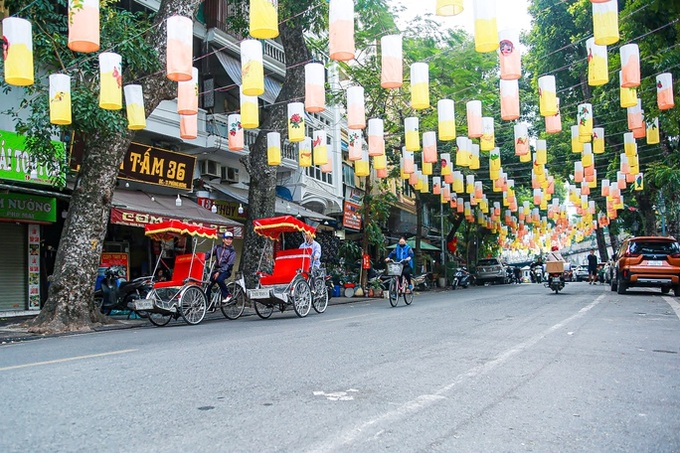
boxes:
[385,236,415,290]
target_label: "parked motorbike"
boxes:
[412,272,432,291]
[544,272,565,294]
[94,266,153,315]
[451,267,473,290]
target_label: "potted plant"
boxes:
[433,263,447,287]
[369,277,384,298]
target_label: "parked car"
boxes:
[573,265,589,282]
[611,236,680,295]
[475,258,508,285]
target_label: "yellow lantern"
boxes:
[466,175,475,194]
[422,131,437,163]
[241,39,264,96]
[453,171,464,193]
[298,137,312,168]
[577,103,593,142]
[287,102,305,143]
[545,97,562,134]
[304,62,325,113]
[49,74,72,126]
[480,117,495,151]
[592,0,619,46]
[593,127,605,154]
[373,154,387,171]
[586,37,608,86]
[313,130,329,165]
[267,132,281,166]
[500,79,519,121]
[68,0,100,53]
[421,160,432,176]
[656,73,674,110]
[404,117,420,151]
[166,15,193,82]
[179,114,197,140]
[437,99,456,141]
[123,84,146,130]
[466,100,482,138]
[441,153,452,176]
[619,71,638,108]
[620,44,640,88]
[514,124,529,156]
[538,75,557,116]
[240,87,259,129]
[348,130,362,161]
[347,85,366,129]
[633,173,644,191]
[456,137,470,167]
[381,34,403,89]
[646,118,660,145]
[355,159,369,177]
[177,67,198,115]
[489,148,501,172]
[249,0,279,39]
[535,140,547,165]
[99,52,122,110]
[227,114,244,151]
[623,132,636,156]
[627,99,642,130]
[329,0,355,62]
[368,118,385,157]
[2,17,34,86]
[498,28,521,80]
[436,0,464,16]
[571,126,583,153]
[582,143,593,167]
[410,62,430,110]
[472,0,498,53]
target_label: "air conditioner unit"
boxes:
[221,166,239,183]
[200,160,221,179]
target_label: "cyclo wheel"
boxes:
[312,278,329,314]
[221,282,246,320]
[179,286,207,325]
[148,312,173,326]
[253,297,274,319]
[291,277,312,318]
[388,278,399,307]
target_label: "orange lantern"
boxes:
[436,0,464,16]
[179,114,197,140]
[348,130,362,161]
[267,132,281,166]
[2,17,34,86]
[49,74,72,125]
[313,130,329,165]
[498,28,521,80]
[472,0,498,53]
[166,15,193,82]
[241,39,264,96]
[402,150,415,174]
[593,127,605,154]
[601,178,610,197]
[545,97,562,134]
[432,176,442,195]
[646,117,659,145]
[249,0,279,39]
[620,44,640,88]
[422,131,437,163]
[481,117,495,151]
[298,137,312,167]
[410,62,430,109]
[123,84,146,130]
[347,85,366,129]
[329,0,355,61]
[500,79,519,120]
[437,99,456,141]
[592,0,619,45]
[627,99,642,130]
[514,123,529,156]
[381,34,402,89]
[632,121,646,139]
[404,117,420,151]
[586,37,608,86]
[287,102,305,143]
[577,103,593,142]
[177,67,198,115]
[68,0,100,53]
[538,75,557,116]
[376,168,388,179]
[240,87,259,129]
[619,154,629,174]
[321,160,333,174]
[227,114,244,151]
[466,100,482,138]
[99,52,122,110]
[367,118,385,157]
[656,73,674,110]
[304,62,325,113]
[574,161,583,183]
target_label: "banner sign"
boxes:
[0,193,57,223]
[100,252,130,280]
[0,130,66,186]
[110,207,243,238]
[28,224,41,310]
[343,200,362,230]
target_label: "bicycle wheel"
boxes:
[179,286,207,325]
[388,278,399,307]
[253,298,274,319]
[221,282,246,320]
[148,312,172,326]
[403,279,414,305]
[291,278,312,318]
[312,278,329,313]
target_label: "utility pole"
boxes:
[440,202,446,273]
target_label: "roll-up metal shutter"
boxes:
[0,223,27,311]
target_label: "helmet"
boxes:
[223,231,234,239]
[551,245,559,251]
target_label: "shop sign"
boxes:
[119,143,195,190]
[28,224,41,310]
[345,187,364,205]
[0,193,57,223]
[0,130,66,186]
[198,198,247,221]
[110,207,243,238]
[343,200,362,230]
[100,252,129,280]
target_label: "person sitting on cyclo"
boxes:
[299,231,322,271]
[385,235,415,291]
[206,231,237,303]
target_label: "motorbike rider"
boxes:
[530,257,544,283]
[546,245,566,282]
[385,235,415,291]
[206,231,237,303]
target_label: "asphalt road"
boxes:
[2,282,680,452]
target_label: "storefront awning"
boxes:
[213,47,282,104]
[111,190,244,238]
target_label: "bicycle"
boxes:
[385,259,414,307]
[306,266,329,314]
[207,277,247,320]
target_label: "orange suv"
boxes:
[611,236,680,296]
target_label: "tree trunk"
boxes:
[634,189,658,235]
[414,192,423,273]
[28,0,202,334]
[595,224,608,262]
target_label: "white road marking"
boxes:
[322,314,375,323]
[662,296,680,321]
[308,295,604,452]
[0,349,137,372]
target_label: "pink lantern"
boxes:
[329,0,355,61]
[656,73,675,110]
[620,44,640,88]
[304,62,325,113]
[2,17,34,86]
[432,177,442,195]
[180,114,197,140]
[376,168,388,179]
[321,160,333,174]
[627,99,643,130]
[166,16,193,82]
[347,85,366,129]
[422,131,437,163]
[348,130,363,161]
[500,79,519,121]
[227,114,244,151]
[380,34,403,89]
[367,119,385,157]
[498,28,521,80]
[466,100,482,138]
[545,97,562,134]
[177,67,198,115]
[402,149,415,174]
[514,124,529,156]
[68,0,100,53]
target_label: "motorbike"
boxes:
[94,265,153,315]
[451,267,473,290]
[531,266,543,284]
[544,272,565,294]
[412,272,432,291]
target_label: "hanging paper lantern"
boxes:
[179,114,197,140]
[49,74,72,126]
[240,87,259,129]
[627,99,643,130]
[456,137,471,167]
[123,84,146,130]
[466,100,483,138]
[373,154,387,171]
[632,120,646,139]
[404,117,420,151]
[633,173,644,191]
[227,114,244,151]
[620,44,640,88]
[368,118,385,157]
[381,34,403,89]
[241,39,264,96]
[514,124,529,156]
[586,38,608,86]
[347,85,366,129]
[619,71,637,108]
[469,143,480,170]
[2,17,34,86]
[422,131,437,163]
[619,154,630,174]
[601,179,610,197]
[466,175,475,194]
[437,99,456,141]
[166,16,193,82]
[646,118,659,145]
[472,0,498,53]
[68,0,100,53]
[538,75,557,116]
[177,67,198,115]
[535,140,547,165]
[440,153,452,176]
[421,159,433,176]
[623,132,636,156]
[99,52,122,110]
[329,0,355,62]
[571,125,583,153]
[592,127,605,154]
[348,129,362,161]
[304,62,325,113]
[321,160,333,174]
[545,97,562,134]
[498,28,521,80]
[287,102,305,143]
[582,143,593,167]
[592,0,619,46]
[577,103,593,142]
[402,149,415,174]
[376,168,388,179]
[500,79,519,121]
[267,132,281,166]
[298,137,312,167]
[574,161,583,183]
[355,159,369,177]
[436,0,464,16]
[453,171,464,193]
[480,117,495,151]
[489,148,501,172]
[432,177,442,195]
[410,62,430,110]
[313,130,329,165]
[656,73,674,110]
[250,0,279,39]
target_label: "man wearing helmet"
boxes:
[206,231,237,303]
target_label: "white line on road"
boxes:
[308,295,605,452]
[0,349,138,372]
[662,296,680,321]
[322,314,376,323]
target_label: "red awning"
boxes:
[144,220,218,242]
[253,215,316,240]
